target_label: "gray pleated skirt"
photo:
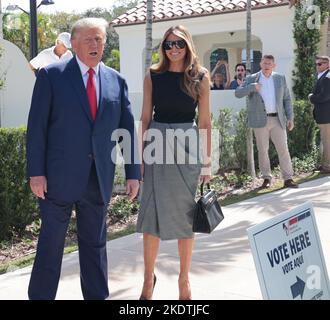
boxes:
[136,121,202,240]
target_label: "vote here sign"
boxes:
[247,202,330,300]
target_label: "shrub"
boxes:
[288,100,319,159]
[214,108,235,171]
[292,0,328,99]
[0,127,38,240]
[231,100,319,173]
[292,146,320,174]
[233,109,249,172]
[108,196,139,223]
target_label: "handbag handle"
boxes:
[200,183,211,195]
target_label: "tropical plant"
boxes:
[292,0,329,99]
[105,49,120,71]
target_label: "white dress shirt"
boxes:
[30,46,73,69]
[318,69,329,79]
[76,55,100,107]
[259,72,277,114]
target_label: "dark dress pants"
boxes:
[28,163,109,300]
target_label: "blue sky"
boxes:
[1,0,117,14]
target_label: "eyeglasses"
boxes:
[163,40,186,50]
[316,62,327,66]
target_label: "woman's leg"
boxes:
[178,238,194,300]
[140,233,160,299]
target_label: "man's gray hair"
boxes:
[71,18,108,40]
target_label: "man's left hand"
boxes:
[287,120,294,131]
[126,179,140,200]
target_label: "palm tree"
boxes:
[144,0,153,74]
[0,0,3,39]
[246,0,256,179]
[327,1,330,56]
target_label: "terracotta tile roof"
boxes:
[112,0,288,26]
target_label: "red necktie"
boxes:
[86,68,97,121]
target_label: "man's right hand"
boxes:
[30,176,47,199]
[254,83,262,92]
[216,60,222,67]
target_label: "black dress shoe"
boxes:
[139,274,157,300]
[283,179,299,188]
[260,178,271,189]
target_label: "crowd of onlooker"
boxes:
[210,59,251,90]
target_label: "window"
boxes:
[241,49,262,73]
[210,48,229,82]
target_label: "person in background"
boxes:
[235,54,298,189]
[308,55,330,174]
[210,59,230,89]
[211,73,226,90]
[29,32,73,74]
[229,63,246,89]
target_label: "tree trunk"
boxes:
[246,0,256,180]
[144,0,153,75]
[0,0,3,39]
[327,1,330,56]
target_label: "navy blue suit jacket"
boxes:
[26,57,140,203]
[310,69,330,124]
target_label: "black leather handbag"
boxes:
[193,183,224,233]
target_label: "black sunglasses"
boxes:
[163,40,186,50]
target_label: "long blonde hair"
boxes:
[151,25,207,102]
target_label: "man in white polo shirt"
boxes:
[29,32,73,73]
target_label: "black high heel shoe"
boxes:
[139,274,157,300]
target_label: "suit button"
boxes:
[88,153,94,159]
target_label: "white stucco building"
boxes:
[112,0,328,118]
[0,39,35,127]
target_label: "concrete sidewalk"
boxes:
[1,176,329,300]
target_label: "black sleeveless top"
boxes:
[151,70,198,123]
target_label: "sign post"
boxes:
[248,201,330,299]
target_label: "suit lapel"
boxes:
[95,63,111,122]
[255,72,264,104]
[255,71,261,83]
[318,69,330,82]
[66,57,93,123]
[314,69,329,93]
[273,73,280,106]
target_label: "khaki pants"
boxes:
[318,123,330,171]
[254,117,293,181]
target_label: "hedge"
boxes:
[215,100,319,172]
[0,127,37,240]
